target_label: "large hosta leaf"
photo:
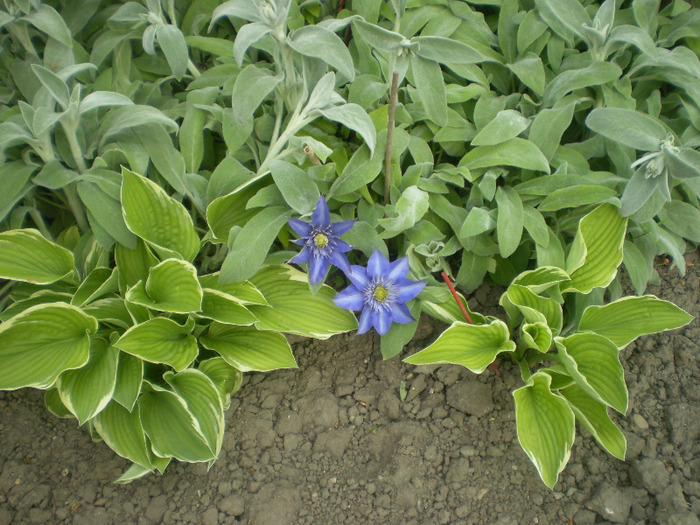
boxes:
[248,265,357,338]
[555,333,627,414]
[562,204,627,294]
[200,289,257,326]
[126,259,203,313]
[115,318,197,371]
[200,324,297,372]
[199,357,243,409]
[112,351,143,411]
[57,338,119,424]
[0,304,97,390]
[514,372,575,489]
[404,319,516,374]
[138,387,215,462]
[505,284,563,335]
[93,400,152,469]
[0,229,74,284]
[121,168,199,262]
[560,383,626,460]
[578,296,693,348]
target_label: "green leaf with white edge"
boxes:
[138,388,214,462]
[413,35,491,65]
[79,91,133,114]
[404,319,516,374]
[199,274,268,306]
[560,383,626,460]
[115,463,153,484]
[507,53,545,97]
[585,108,668,152]
[578,296,693,348]
[126,259,202,314]
[200,289,257,326]
[380,300,421,360]
[219,207,292,284]
[542,62,622,108]
[57,338,119,425]
[316,104,376,155]
[165,369,224,458]
[199,357,243,405]
[472,110,529,147]
[507,284,563,335]
[512,266,570,294]
[113,351,143,411]
[269,160,320,214]
[45,388,73,419]
[495,186,524,258]
[201,324,297,372]
[93,401,152,469]
[248,265,357,338]
[539,185,618,212]
[156,24,188,80]
[379,186,429,233]
[288,25,355,81]
[521,322,553,353]
[0,229,74,284]
[0,303,97,390]
[31,64,70,109]
[561,204,627,294]
[121,168,200,262]
[411,55,447,127]
[555,333,627,414]
[115,318,197,372]
[420,290,486,326]
[22,5,73,47]
[81,298,132,330]
[461,138,550,173]
[99,106,178,145]
[513,371,575,489]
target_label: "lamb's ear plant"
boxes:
[405,204,693,488]
[0,167,356,482]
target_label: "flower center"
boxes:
[313,233,329,248]
[372,284,389,303]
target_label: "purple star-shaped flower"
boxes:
[332,249,426,336]
[288,196,355,284]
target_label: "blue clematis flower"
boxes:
[333,249,426,336]
[288,196,355,284]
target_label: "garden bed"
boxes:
[1,251,698,525]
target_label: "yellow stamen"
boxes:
[313,233,329,248]
[373,284,389,303]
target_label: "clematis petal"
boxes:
[308,256,330,284]
[387,256,409,281]
[289,247,311,264]
[329,250,352,274]
[357,308,373,334]
[390,302,415,324]
[291,238,307,246]
[395,280,426,303]
[375,308,392,335]
[329,219,355,236]
[288,218,312,237]
[333,286,364,311]
[333,238,353,253]
[311,195,330,228]
[346,265,368,289]
[367,249,390,280]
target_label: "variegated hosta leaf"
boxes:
[93,400,153,469]
[199,289,257,326]
[71,267,119,307]
[511,266,571,294]
[112,351,143,411]
[0,303,97,390]
[403,319,516,374]
[578,295,693,348]
[248,265,357,339]
[198,274,268,306]
[126,258,203,313]
[0,229,75,284]
[115,318,198,371]
[521,322,553,353]
[505,284,563,335]
[200,324,297,372]
[514,372,575,489]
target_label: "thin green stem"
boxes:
[63,124,88,174]
[28,205,54,241]
[519,359,532,382]
[187,59,201,78]
[384,71,399,205]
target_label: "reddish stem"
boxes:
[441,271,501,377]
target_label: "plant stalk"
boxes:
[384,71,399,205]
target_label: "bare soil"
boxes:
[1,252,699,525]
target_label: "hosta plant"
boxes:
[405,204,693,488]
[0,167,356,482]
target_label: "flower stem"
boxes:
[441,271,473,324]
[384,71,399,205]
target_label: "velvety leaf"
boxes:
[115,318,197,371]
[289,25,355,81]
[201,324,297,372]
[461,138,550,173]
[380,300,421,360]
[578,296,693,348]
[513,372,575,489]
[180,87,220,174]
[0,304,97,390]
[658,201,700,242]
[413,36,491,65]
[22,5,73,47]
[316,104,376,155]
[495,186,524,258]
[379,186,429,233]
[78,181,137,249]
[538,185,618,212]
[0,229,74,285]
[507,53,545,97]
[404,319,516,374]
[585,108,668,151]
[351,19,404,52]
[542,63,621,108]
[269,160,320,214]
[156,24,188,80]
[472,110,529,146]
[411,56,447,127]
[534,0,591,43]
[99,106,178,145]
[31,64,70,109]
[529,101,576,160]
[79,91,134,114]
